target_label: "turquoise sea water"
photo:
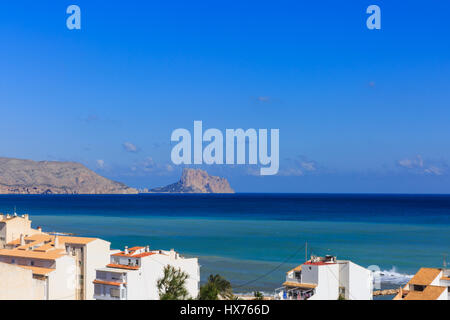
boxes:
[1,194,449,295]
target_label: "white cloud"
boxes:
[424,166,444,176]
[398,155,424,169]
[259,155,319,177]
[397,155,446,176]
[257,96,271,103]
[126,157,176,176]
[96,159,105,168]
[122,142,140,153]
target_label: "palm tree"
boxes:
[198,274,233,300]
[157,265,190,300]
[253,291,264,300]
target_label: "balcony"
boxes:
[93,283,127,300]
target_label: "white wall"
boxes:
[346,262,373,300]
[301,264,319,285]
[309,264,340,300]
[85,239,111,300]
[0,262,34,300]
[48,255,76,300]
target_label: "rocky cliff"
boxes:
[151,168,234,193]
[0,157,138,194]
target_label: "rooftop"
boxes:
[106,263,140,270]
[111,246,158,258]
[0,248,65,260]
[408,268,442,286]
[16,265,55,276]
[0,213,29,223]
[403,285,447,300]
[0,233,103,265]
[286,265,302,274]
[303,261,336,266]
[93,279,124,287]
[282,281,317,289]
[7,234,98,247]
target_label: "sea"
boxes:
[1,193,449,299]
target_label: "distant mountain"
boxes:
[0,157,137,194]
[151,168,234,193]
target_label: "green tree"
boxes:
[253,291,264,300]
[157,265,190,300]
[198,274,233,300]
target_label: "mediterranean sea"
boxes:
[0,193,449,297]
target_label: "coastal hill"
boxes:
[151,168,234,193]
[0,157,138,194]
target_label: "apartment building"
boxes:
[394,267,450,300]
[93,245,200,300]
[276,255,373,300]
[0,232,110,300]
[0,213,42,248]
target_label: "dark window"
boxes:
[413,285,425,292]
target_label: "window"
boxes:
[94,285,101,295]
[413,285,425,292]
[30,261,34,266]
[11,259,15,264]
[110,288,120,298]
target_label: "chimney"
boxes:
[20,234,25,246]
[54,235,59,248]
[0,214,3,221]
[124,246,129,254]
[146,245,150,252]
[169,248,176,259]
[37,226,42,233]
[24,214,29,221]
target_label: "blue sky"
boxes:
[1,1,450,192]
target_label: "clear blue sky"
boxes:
[1,1,449,192]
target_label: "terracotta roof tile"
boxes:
[17,265,55,276]
[106,263,140,270]
[93,279,124,287]
[282,281,317,289]
[409,268,442,286]
[404,285,447,300]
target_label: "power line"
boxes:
[233,243,306,289]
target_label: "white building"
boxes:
[394,267,450,300]
[276,255,373,300]
[0,231,111,300]
[93,245,200,300]
[0,213,42,248]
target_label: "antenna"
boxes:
[305,241,308,262]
